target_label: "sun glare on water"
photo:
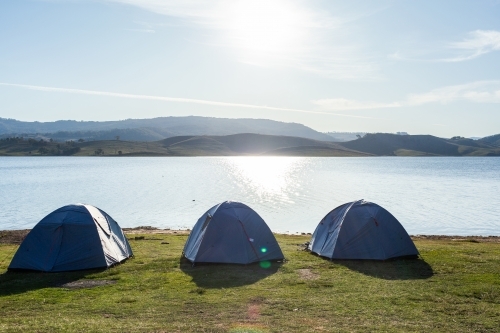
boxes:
[224,156,305,199]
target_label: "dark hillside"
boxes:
[340,133,500,156]
[214,133,336,154]
[479,134,500,147]
[261,145,371,156]
[159,136,197,147]
[447,137,486,148]
[165,137,234,156]
[340,134,459,156]
[161,133,349,155]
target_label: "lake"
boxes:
[0,156,499,235]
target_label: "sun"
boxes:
[219,0,309,62]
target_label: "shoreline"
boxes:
[1,228,499,244]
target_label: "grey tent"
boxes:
[9,204,133,272]
[308,200,418,260]
[183,201,284,264]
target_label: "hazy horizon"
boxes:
[0,115,495,138]
[1,1,499,137]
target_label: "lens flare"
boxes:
[259,261,271,269]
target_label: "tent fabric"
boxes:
[9,204,133,272]
[183,201,284,264]
[308,200,418,260]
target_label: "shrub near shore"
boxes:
[0,231,499,332]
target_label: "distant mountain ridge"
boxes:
[0,116,335,142]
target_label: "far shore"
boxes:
[1,228,499,245]
[2,132,500,156]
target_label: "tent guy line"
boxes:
[0,82,375,119]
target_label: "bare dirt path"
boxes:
[1,228,498,244]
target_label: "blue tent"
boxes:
[9,204,133,272]
[308,200,418,260]
[183,201,284,264]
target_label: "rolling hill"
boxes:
[1,132,499,157]
[0,116,336,142]
[0,133,365,156]
[339,133,500,156]
[479,134,500,147]
[157,133,369,156]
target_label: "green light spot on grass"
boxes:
[259,261,271,269]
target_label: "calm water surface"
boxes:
[1,157,499,235]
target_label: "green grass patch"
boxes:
[1,235,499,332]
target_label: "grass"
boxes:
[0,234,499,332]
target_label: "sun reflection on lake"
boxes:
[223,156,306,199]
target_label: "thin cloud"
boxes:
[125,20,166,33]
[407,81,500,105]
[445,30,500,62]
[0,82,374,119]
[125,28,155,33]
[391,30,500,63]
[313,98,400,110]
[314,81,500,111]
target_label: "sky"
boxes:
[1,0,500,137]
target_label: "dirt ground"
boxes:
[1,228,498,245]
[122,227,190,235]
[0,227,189,244]
[0,229,31,244]
[411,234,500,243]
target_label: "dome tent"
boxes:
[183,201,284,264]
[308,200,418,260]
[9,204,133,272]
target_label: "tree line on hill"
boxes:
[0,137,81,156]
